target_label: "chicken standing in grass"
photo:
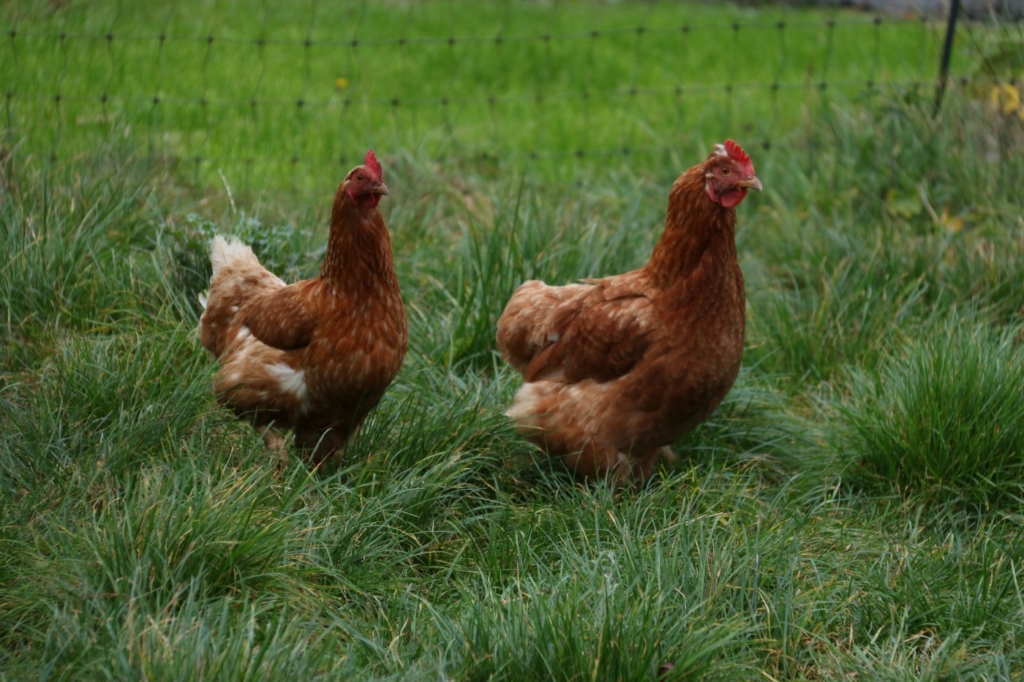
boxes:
[496,140,761,484]
[199,150,407,468]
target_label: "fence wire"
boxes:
[0,1,1020,194]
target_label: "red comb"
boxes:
[364,149,383,179]
[724,139,750,166]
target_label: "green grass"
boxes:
[4,0,1024,680]
[835,319,1024,505]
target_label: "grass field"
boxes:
[1,0,958,193]
[4,0,1024,680]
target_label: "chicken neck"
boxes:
[318,195,398,296]
[647,164,738,291]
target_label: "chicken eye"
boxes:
[721,168,731,176]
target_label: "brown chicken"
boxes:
[496,140,761,484]
[198,150,408,468]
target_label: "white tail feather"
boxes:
[197,292,209,310]
[209,235,259,276]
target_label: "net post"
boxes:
[934,0,961,115]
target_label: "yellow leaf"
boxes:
[335,77,349,89]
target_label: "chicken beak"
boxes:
[740,175,763,192]
[374,180,390,197]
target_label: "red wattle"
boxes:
[347,190,383,209]
[719,188,748,208]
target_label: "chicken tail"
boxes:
[209,235,261,276]
[496,280,589,375]
[198,235,284,357]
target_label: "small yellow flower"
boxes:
[335,77,349,90]
[940,207,963,234]
[989,83,1020,117]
